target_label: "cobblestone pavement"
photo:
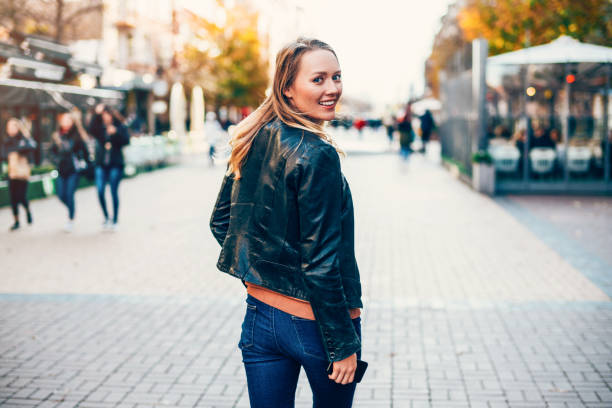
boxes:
[1,143,611,407]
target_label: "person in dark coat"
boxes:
[89,104,130,231]
[419,109,435,152]
[397,103,414,160]
[530,127,556,149]
[2,118,36,231]
[51,111,90,232]
[210,38,364,407]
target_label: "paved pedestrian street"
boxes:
[1,142,611,407]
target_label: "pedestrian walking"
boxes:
[382,112,396,146]
[398,103,414,160]
[205,111,224,166]
[210,38,365,408]
[2,118,36,231]
[419,109,435,153]
[51,111,90,232]
[89,104,130,232]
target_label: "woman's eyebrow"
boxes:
[310,70,342,76]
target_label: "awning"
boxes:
[0,78,123,110]
[0,41,22,61]
[8,57,66,82]
[68,59,103,77]
[488,36,612,65]
[23,37,72,62]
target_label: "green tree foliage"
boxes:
[179,3,269,109]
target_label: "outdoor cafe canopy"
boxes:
[0,78,123,110]
[487,35,612,65]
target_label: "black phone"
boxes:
[326,359,368,383]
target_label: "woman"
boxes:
[2,118,36,231]
[51,111,90,232]
[210,38,363,408]
[88,104,130,231]
[398,102,414,160]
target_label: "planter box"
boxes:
[472,163,495,195]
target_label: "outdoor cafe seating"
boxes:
[488,140,520,173]
[529,148,556,175]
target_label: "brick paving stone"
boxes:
[1,151,612,407]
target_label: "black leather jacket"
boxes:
[88,115,130,168]
[210,118,362,362]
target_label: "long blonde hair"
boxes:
[228,38,343,179]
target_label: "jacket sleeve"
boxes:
[296,145,360,362]
[210,172,234,246]
[111,124,130,148]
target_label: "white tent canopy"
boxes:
[488,35,612,65]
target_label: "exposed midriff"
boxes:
[246,282,361,320]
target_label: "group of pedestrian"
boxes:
[1,103,130,232]
[386,104,436,161]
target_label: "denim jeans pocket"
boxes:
[290,316,328,361]
[238,304,257,350]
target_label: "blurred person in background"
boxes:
[382,112,396,146]
[2,118,36,231]
[398,103,414,160]
[419,109,435,152]
[205,111,224,166]
[210,38,364,408]
[51,111,90,233]
[530,126,555,150]
[89,104,130,232]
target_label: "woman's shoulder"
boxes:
[270,119,336,158]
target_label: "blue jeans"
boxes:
[95,166,122,223]
[400,146,411,160]
[56,173,79,220]
[239,295,362,408]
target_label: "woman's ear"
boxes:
[283,87,293,100]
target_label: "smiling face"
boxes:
[284,49,342,123]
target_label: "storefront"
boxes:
[485,36,611,193]
[0,79,123,165]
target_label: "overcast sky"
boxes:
[292,0,454,108]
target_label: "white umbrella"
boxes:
[488,35,612,65]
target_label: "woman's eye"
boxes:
[313,77,323,83]
[333,74,341,81]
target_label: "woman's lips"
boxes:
[319,100,337,110]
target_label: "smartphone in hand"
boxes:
[326,359,368,383]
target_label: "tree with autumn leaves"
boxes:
[178,3,269,111]
[427,0,612,97]
[459,0,611,55]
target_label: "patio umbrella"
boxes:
[488,35,612,65]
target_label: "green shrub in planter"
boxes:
[471,150,493,165]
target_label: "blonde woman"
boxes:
[51,111,90,232]
[210,38,364,407]
[2,118,36,231]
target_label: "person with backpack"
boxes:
[2,118,37,231]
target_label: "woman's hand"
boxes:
[328,353,357,385]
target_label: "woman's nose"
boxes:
[324,79,340,95]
